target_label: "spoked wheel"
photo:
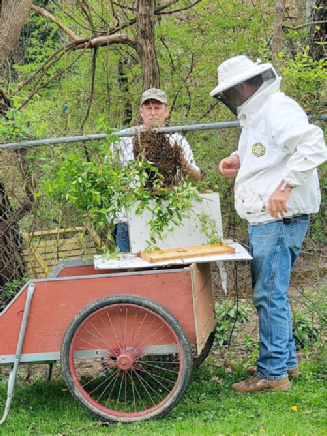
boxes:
[61,294,193,423]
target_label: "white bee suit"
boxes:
[234,78,326,224]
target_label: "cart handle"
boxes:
[0,283,35,425]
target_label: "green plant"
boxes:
[293,311,320,349]
[39,136,221,252]
[0,104,38,142]
[278,47,327,113]
[214,300,252,346]
[244,332,258,352]
[196,211,222,245]
[0,276,28,309]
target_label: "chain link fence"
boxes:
[0,122,326,357]
[0,143,104,311]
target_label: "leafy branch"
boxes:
[38,136,220,253]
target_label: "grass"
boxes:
[0,353,326,436]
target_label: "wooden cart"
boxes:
[0,242,251,424]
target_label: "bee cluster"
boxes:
[133,130,183,191]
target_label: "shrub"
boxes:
[214,300,252,346]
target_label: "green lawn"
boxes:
[0,355,326,436]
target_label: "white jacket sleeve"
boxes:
[270,99,327,187]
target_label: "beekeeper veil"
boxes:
[210,55,280,116]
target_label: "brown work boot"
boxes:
[232,375,291,393]
[247,366,299,378]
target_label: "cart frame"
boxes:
[1,256,224,423]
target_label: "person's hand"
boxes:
[218,155,240,177]
[268,181,293,219]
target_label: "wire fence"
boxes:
[0,121,326,354]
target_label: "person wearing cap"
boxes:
[111,88,201,252]
[210,55,326,393]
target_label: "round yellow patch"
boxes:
[252,143,265,157]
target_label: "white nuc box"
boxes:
[128,192,224,253]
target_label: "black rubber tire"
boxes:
[193,328,216,368]
[61,294,193,423]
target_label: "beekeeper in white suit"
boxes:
[211,55,326,393]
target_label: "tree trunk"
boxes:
[272,0,285,65]
[119,58,133,126]
[296,0,307,21]
[0,0,33,67]
[0,1,37,293]
[136,0,160,90]
[308,0,326,60]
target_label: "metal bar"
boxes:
[0,283,35,425]
[47,363,54,382]
[0,352,60,365]
[0,114,325,150]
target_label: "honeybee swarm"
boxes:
[133,130,183,191]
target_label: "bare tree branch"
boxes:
[73,34,137,49]
[19,46,88,109]
[76,0,95,33]
[155,0,180,12]
[13,46,67,94]
[112,1,136,12]
[283,20,327,31]
[112,0,199,16]
[31,4,80,41]
[16,0,201,105]
[80,48,97,133]
[52,0,96,33]
[109,0,119,20]
[156,0,202,15]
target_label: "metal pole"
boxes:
[0,115,325,151]
[0,121,240,150]
[0,283,35,425]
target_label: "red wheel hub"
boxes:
[116,351,135,370]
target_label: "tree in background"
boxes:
[0,0,34,68]
[14,1,201,107]
[273,0,326,63]
[0,0,36,287]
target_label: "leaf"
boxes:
[211,376,223,385]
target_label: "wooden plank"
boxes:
[138,243,235,263]
[21,227,85,238]
[191,263,216,356]
[24,251,96,265]
[22,239,96,251]
[23,249,97,279]
[22,245,96,258]
[20,228,100,280]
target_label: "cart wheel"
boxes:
[61,294,193,423]
[193,328,216,368]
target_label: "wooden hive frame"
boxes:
[21,225,102,278]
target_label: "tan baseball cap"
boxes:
[140,88,167,105]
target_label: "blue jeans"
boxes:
[115,222,130,252]
[249,215,309,380]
